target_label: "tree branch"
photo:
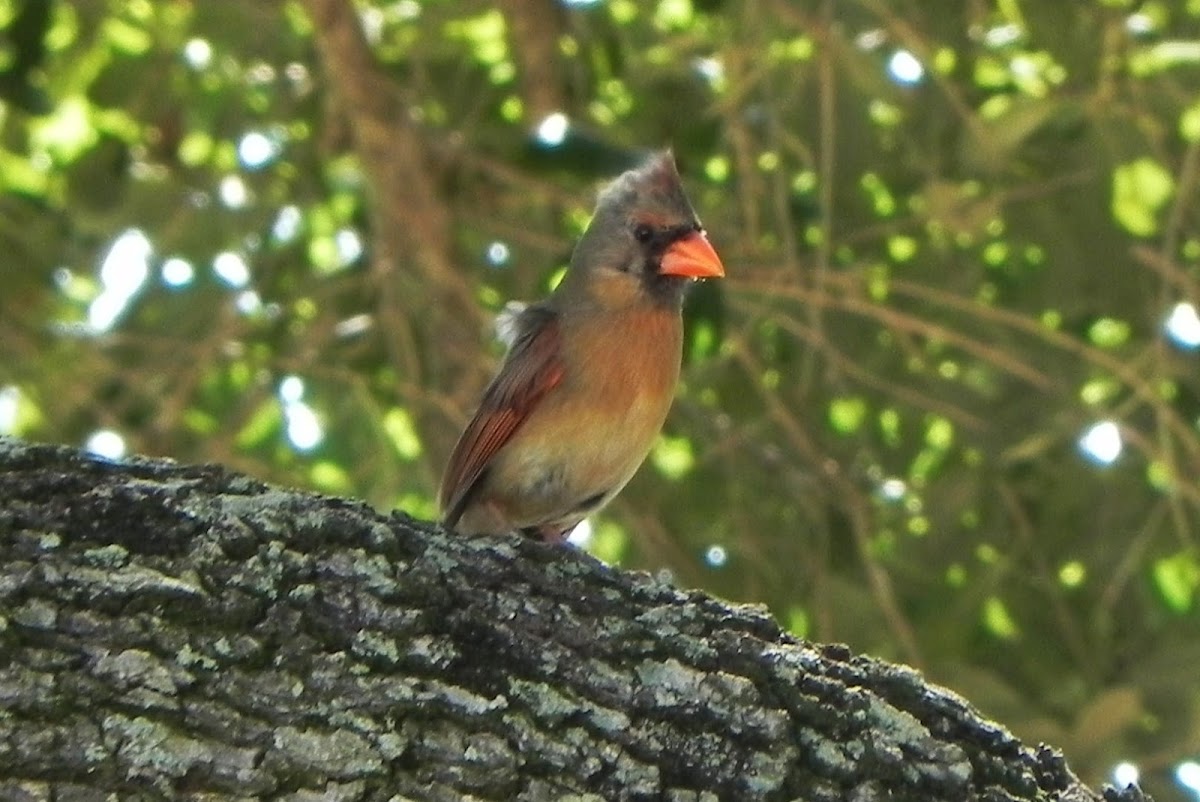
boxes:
[0,437,1150,802]
[500,0,570,125]
[302,0,486,448]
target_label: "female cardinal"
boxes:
[439,151,725,542]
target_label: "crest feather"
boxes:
[594,150,688,216]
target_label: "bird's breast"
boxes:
[494,307,683,505]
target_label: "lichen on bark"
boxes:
[0,437,1151,801]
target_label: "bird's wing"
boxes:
[439,305,566,528]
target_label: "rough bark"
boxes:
[0,438,1150,802]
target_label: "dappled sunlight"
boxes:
[237,130,281,170]
[1078,421,1123,467]
[89,229,152,334]
[271,205,303,244]
[1164,302,1200,350]
[886,49,924,85]
[1177,762,1200,797]
[279,376,324,452]
[218,174,250,209]
[535,112,569,146]
[567,517,593,548]
[0,386,20,435]
[183,37,212,70]
[485,240,510,268]
[704,544,728,569]
[84,429,126,460]
[212,251,250,288]
[160,257,195,288]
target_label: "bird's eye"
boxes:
[633,224,654,244]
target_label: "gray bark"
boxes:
[0,437,1150,802]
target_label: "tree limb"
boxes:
[0,437,1150,802]
[302,0,486,451]
[499,0,570,125]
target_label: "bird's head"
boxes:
[558,151,725,310]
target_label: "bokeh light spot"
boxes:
[486,241,511,267]
[213,251,251,288]
[1176,760,1200,793]
[279,375,305,404]
[535,112,569,146]
[85,429,127,459]
[568,518,593,547]
[183,38,212,69]
[161,257,194,287]
[1164,301,1200,349]
[1079,421,1122,466]
[219,175,249,208]
[705,544,728,568]
[1112,762,1139,789]
[89,229,152,332]
[888,49,924,84]
[238,131,280,169]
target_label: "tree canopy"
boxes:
[1,1,1198,799]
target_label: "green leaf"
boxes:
[652,435,694,480]
[829,397,868,435]
[1129,40,1200,77]
[1058,561,1086,588]
[182,409,219,436]
[924,416,954,450]
[1181,101,1200,143]
[653,0,694,31]
[1079,377,1120,405]
[887,235,917,262]
[1087,317,1131,349]
[178,131,214,167]
[861,173,897,216]
[1111,158,1174,236]
[444,10,508,66]
[1146,460,1172,492]
[30,95,97,164]
[102,17,151,55]
[0,385,44,436]
[982,595,1021,640]
[383,408,422,461]
[0,147,50,195]
[704,156,730,183]
[688,319,718,360]
[396,492,438,522]
[879,408,902,446]
[235,401,282,450]
[1152,551,1199,613]
[586,519,628,565]
[311,461,352,494]
[786,606,810,638]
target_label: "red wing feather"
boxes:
[439,308,565,527]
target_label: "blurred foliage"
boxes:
[2,0,1200,797]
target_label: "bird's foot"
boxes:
[518,524,573,544]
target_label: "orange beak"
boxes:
[659,231,725,279]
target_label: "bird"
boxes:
[439,151,725,543]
